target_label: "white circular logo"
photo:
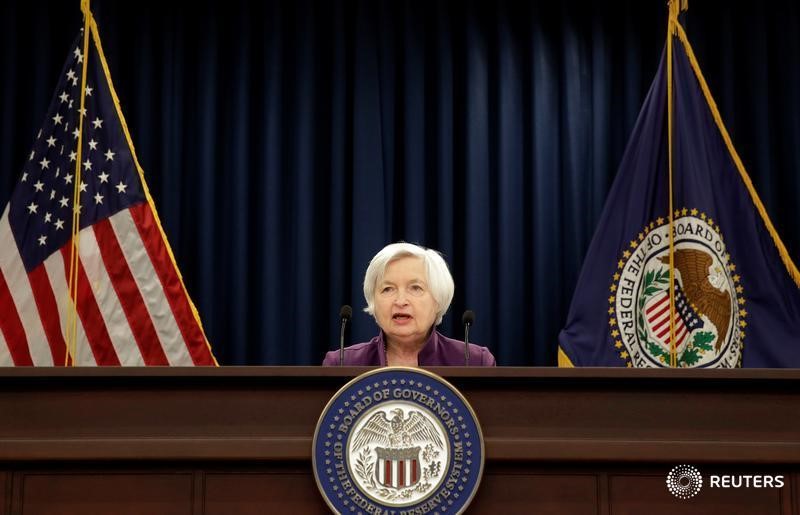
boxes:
[666,464,703,499]
[609,212,746,367]
[347,401,450,506]
[313,368,485,514]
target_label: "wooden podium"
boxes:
[1,367,798,514]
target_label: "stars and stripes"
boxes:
[0,28,216,366]
[645,283,704,351]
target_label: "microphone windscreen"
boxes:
[340,305,353,320]
[462,310,475,325]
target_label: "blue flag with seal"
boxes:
[558,4,800,368]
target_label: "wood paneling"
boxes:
[204,473,326,515]
[17,473,193,515]
[0,472,8,515]
[3,468,796,514]
[609,473,782,515]
[0,368,797,513]
[0,368,798,463]
[470,472,599,515]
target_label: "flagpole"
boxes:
[666,0,690,368]
[64,0,93,365]
[666,0,677,368]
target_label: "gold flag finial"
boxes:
[669,0,689,19]
[668,0,688,34]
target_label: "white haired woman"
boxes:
[323,242,496,366]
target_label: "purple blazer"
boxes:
[322,330,496,366]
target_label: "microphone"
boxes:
[462,310,475,366]
[339,305,352,366]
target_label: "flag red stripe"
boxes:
[93,218,169,365]
[27,264,67,366]
[59,246,122,366]
[412,459,417,483]
[659,324,678,343]
[646,293,669,314]
[385,459,391,486]
[675,323,688,344]
[665,328,689,347]
[656,325,669,339]
[656,307,684,338]
[398,460,405,487]
[651,305,673,332]
[652,310,676,333]
[0,269,33,365]
[656,315,685,340]
[129,203,215,365]
[656,315,688,343]
[648,302,671,324]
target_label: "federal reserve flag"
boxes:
[0,14,216,365]
[558,13,800,368]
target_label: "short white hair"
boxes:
[363,242,455,326]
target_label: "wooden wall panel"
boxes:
[0,468,797,514]
[469,473,599,515]
[0,472,8,515]
[1,368,799,463]
[18,473,194,515]
[204,472,326,514]
[0,369,798,513]
[609,474,782,515]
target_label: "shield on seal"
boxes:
[645,282,705,351]
[374,446,421,489]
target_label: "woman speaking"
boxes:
[323,242,495,367]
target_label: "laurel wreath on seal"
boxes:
[355,447,434,501]
[636,267,715,367]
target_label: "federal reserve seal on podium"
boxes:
[313,367,485,514]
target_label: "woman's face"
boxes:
[374,256,439,346]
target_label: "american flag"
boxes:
[0,27,216,366]
[645,282,704,351]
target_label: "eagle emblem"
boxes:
[659,248,731,351]
[352,408,445,450]
[609,212,745,367]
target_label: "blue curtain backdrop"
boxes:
[1,1,798,365]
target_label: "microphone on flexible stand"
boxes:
[462,310,475,366]
[339,305,352,366]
